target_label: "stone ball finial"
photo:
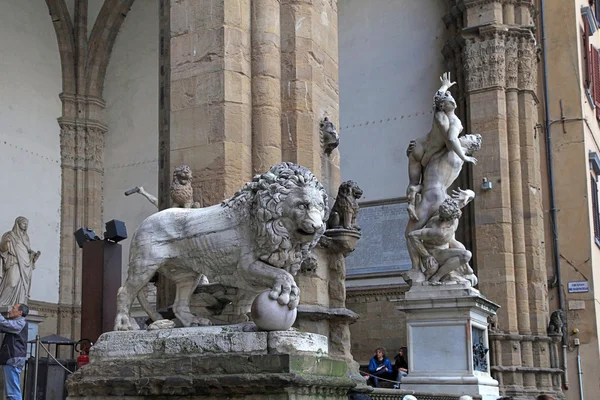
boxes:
[251,290,297,331]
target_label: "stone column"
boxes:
[166,0,253,208]
[280,0,340,192]
[57,94,107,341]
[161,0,340,310]
[463,27,519,334]
[444,0,554,397]
[251,0,282,174]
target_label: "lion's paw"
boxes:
[269,277,298,308]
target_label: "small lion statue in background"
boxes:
[124,164,200,209]
[547,309,565,335]
[114,162,328,331]
[327,180,363,231]
[170,165,200,208]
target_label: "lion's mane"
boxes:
[223,162,328,275]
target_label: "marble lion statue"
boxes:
[170,164,200,208]
[114,162,328,331]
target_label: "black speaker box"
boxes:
[105,219,127,242]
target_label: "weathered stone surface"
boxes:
[68,332,352,398]
[91,327,268,359]
[268,330,328,356]
[91,325,329,360]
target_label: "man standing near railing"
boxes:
[0,303,28,400]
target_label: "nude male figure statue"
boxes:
[407,192,477,285]
[406,72,478,221]
[403,133,481,283]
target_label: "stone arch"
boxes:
[86,0,135,98]
[45,0,76,94]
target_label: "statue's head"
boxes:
[460,134,482,155]
[434,90,457,112]
[16,217,28,232]
[338,180,363,200]
[439,198,461,221]
[173,165,193,183]
[225,162,328,274]
[320,117,339,155]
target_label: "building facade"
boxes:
[1,0,599,399]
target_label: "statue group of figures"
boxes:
[115,73,480,331]
[0,217,40,308]
[403,73,481,287]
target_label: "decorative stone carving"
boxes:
[403,72,481,286]
[463,31,506,92]
[547,309,564,335]
[170,165,201,208]
[320,117,340,156]
[0,217,41,306]
[86,126,106,171]
[114,162,328,331]
[125,164,200,209]
[473,338,489,372]
[518,33,538,92]
[488,314,499,332]
[505,36,519,89]
[59,123,76,168]
[74,126,87,168]
[327,181,363,231]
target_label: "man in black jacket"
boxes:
[0,303,28,400]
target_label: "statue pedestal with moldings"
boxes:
[66,325,354,399]
[394,283,500,400]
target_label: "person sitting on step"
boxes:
[367,347,394,388]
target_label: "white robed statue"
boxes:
[0,217,40,306]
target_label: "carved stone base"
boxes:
[66,324,355,399]
[394,283,500,400]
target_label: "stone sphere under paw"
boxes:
[251,290,297,331]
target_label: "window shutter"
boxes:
[592,176,600,242]
[592,46,600,116]
[586,23,593,87]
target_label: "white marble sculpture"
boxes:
[114,162,328,331]
[0,217,40,306]
[403,73,481,286]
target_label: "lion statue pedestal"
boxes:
[67,163,358,398]
[66,325,355,399]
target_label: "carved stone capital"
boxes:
[517,33,537,92]
[505,35,519,89]
[86,125,106,172]
[462,31,507,92]
[58,120,76,169]
[58,118,107,171]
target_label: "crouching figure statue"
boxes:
[114,162,328,331]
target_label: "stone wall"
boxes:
[338,0,448,202]
[0,1,62,304]
[542,1,600,398]
[346,287,407,364]
[103,0,159,275]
